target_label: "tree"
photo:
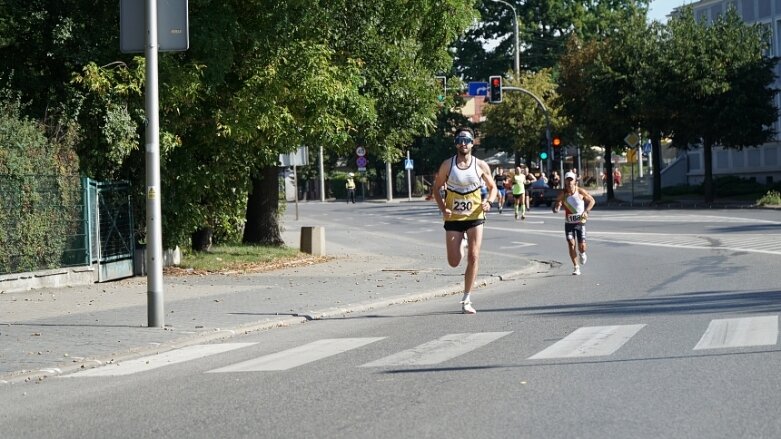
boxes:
[453,0,651,81]
[665,8,777,202]
[558,35,635,200]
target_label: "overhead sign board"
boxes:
[468,82,488,96]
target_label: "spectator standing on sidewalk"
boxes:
[346,173,357,204]
[432,127,497,314]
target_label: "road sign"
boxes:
[279,146,309,167]
[624,132,639,148]
[468,82,488,96]
[627,149,637,163]
[356,156,368,168]
[404,159,414,170]
[642,141,651,154]
[356,146,366,157]
[120,0,190,53]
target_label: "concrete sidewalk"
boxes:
[0,225,546,385]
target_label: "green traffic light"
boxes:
[539,152,549,160]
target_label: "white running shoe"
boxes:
[579,253,588,265]
[460,300,477,314]
[572,266,581,276]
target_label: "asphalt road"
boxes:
[2,202,780,439]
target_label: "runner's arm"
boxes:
[432,160,451,216]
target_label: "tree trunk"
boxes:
[702,140,714,203]
[651,130,662,203]
[191,227,213,252]
[243,165,284,246]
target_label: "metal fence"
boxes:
[0,175,133,279]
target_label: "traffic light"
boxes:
[488,75,502,103]
[552,135,562,160]
[539,151,549,160]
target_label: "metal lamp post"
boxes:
[491,0,520,79]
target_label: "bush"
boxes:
[0,95,81,274]
[757,190,781,206]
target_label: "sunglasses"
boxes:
[454,136,473,145]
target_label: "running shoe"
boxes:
[572,266,581,276]
[514,211,518,220]
[521,214,526,220]
[460,300,477,314]
[579,253,588,265]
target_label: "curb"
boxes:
[0,260,549,385]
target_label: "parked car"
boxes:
[529,186,559,207]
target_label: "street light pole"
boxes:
[491,0,520,79]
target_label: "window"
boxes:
[733,150,746,168]
[711,4,723,18]
[767,146,780,166]
[748,148,762,166]
[742,0,755,21]
[716,150,730,169]
[758,0,771,18]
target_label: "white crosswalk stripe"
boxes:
[694,316,779,350]
[65,343,256,377]
[207,338,385,372]
[360,332,512,367]
[528,325,646,360]
[62,316,781,378]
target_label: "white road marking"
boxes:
[360,332,512,367]
[529,325,646,359]
[65,343,256,377]
[207,338,385,372]
[499,242,537,249]
[694,316,778,350]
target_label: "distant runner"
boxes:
[552,171,596,275]
[494,167,507,213]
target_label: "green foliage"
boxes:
[0,95,82,274]
[454,0,650,80]
[757,190,781,206]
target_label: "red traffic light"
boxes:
[552,136,561,147]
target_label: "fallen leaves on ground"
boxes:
[163,254,332,276]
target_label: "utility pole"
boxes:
[145,0,164,327]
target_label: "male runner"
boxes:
[432,127,497,314]
[493,167,507,213]
[552,171,596,275]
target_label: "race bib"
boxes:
[567,213,584,223]
[451,198,475,215]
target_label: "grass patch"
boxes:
[170,245,322,275]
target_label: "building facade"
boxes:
[665,0,781,186]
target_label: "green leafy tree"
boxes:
[665,8,777,202]
[454,0,650,81]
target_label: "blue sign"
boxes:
[642,141,652,154]
[468,82,488,96]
